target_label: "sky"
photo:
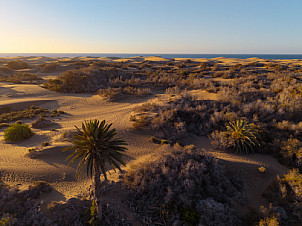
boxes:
[0,0,301,54]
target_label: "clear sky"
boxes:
[0,0,301,54]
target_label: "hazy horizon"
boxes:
[1,0,301,54]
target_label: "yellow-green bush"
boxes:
[4,123,33,142]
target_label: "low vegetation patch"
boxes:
[0,66,13,76]
[3,123,33,142]
[40,62,61,73]
[0,106,65,124]
[6,60,30,70]
[0,181,52,225]
[98,86,152,101]
[262,169,302,224]
[123,145,244,225]
[280,138,302,169]
[31,117,55,129]
[131,93,233,140]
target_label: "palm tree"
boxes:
[64,119,127,219]
[225,119,260,154]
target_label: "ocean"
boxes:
[0,53,302,59]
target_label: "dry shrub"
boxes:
[46,198,132,226]
[0,106,49,123]
[165,86,181,94]
[131,94,232,140]
[42,66,128,93]
[0,66,13,75]
[275,120,302,133]
[1,72,43,84]
[31,117,55,129]
[98,87,122,100]
[123,145,243,225]
[257,205,281,226]
[40,62,60,73]
[46,198,91,225]
[209,130,231,150]
[263,169,302,224]
[0,182,52,225]
[131,115,149,129]
[213,71,224,77]
[6,60,29,70]
[13,72,42,82]
[280,138,302,169]
[98,86,152,101]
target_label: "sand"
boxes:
[0,56,297,216]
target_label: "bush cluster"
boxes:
[42,66,128,93]
[123,145,243,225]
[262,169,302,224]
[40,62,61,73]
[131,70,301,158]
[0,66,13,76]
[6,60,30,70]
[0,105,49,123]
[0,72,43,84]
[0,181,52,225]
[98,86,152,101]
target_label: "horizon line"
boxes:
[1,53,302,55]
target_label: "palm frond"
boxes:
[64,119,128,179]
[225,119,260,154]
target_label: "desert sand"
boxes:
[0,56,297,219]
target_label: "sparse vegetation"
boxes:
[0,72,43,84]
[123,145,243,225]
[98,86,152,101]
[0,181,52,225]
[6,60,30,70]
[0,105,49,123]
[40,62,60,73]
[263,169,302,224]
[3,123,33,142]
[1,56,302,225]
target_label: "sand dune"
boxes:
[0,55,299,215]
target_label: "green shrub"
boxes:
[225,120,260,154]
[3,123,33,142]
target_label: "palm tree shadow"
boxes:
[10,134,49,148]
[26,143,72,167]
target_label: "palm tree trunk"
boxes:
[93,167,102,220]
